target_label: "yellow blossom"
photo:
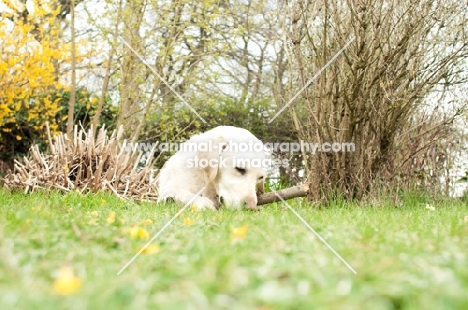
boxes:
[184,217,195,226]
[106,211,116,224]
[191,205,198,212]
[231,224,249,242]
[140,219,153,225]
[53,267,82,295]
[0,2,79,138]
[90,211,99,217]
[138,244,161,255]
[127,226,149,239]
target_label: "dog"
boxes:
[157,126,268,210]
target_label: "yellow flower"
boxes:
[140,219,153,225]
[464,215,468,222]
[231,224,249,242]
[90,211,99,217]
[16,135,22,140]
[53,267,82,295]
[128,226,150,239]
[191,205,198,212]
[184,217,195,226]
[106,211,116,224]
[138,244,161,255]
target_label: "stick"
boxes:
[257,184,310,206]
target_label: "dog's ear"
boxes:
[198,136,227,184]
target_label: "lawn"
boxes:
[0,189,467,309]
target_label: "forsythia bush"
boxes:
[0,1,73,164]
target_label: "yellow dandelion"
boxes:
[90,211,99,217]
[184,217,195,226]
[16,135,22,140]
[128,226,150,239]
[191,205,198,212]
[53,267,82,295]
[106,211,116,224]
[231,224,249,242]
[138,244,161,255]
[140,219,153,225]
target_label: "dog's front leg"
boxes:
[171,190,218,210]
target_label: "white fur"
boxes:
[157,126,267,210]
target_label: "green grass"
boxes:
[0,189,467,310]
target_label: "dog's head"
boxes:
[197,127,268,210]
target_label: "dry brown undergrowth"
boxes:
[3,124,158,201]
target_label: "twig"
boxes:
[257,184,310,206]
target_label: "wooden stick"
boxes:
[257,184,309,206]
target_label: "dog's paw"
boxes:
[192,196,218,210]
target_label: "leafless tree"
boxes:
[278,0,468,200]
[66,0,77,137]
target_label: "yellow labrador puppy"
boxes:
[157,126,267,210]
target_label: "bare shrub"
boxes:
[278,0,468,200]
[3,124,158,201]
